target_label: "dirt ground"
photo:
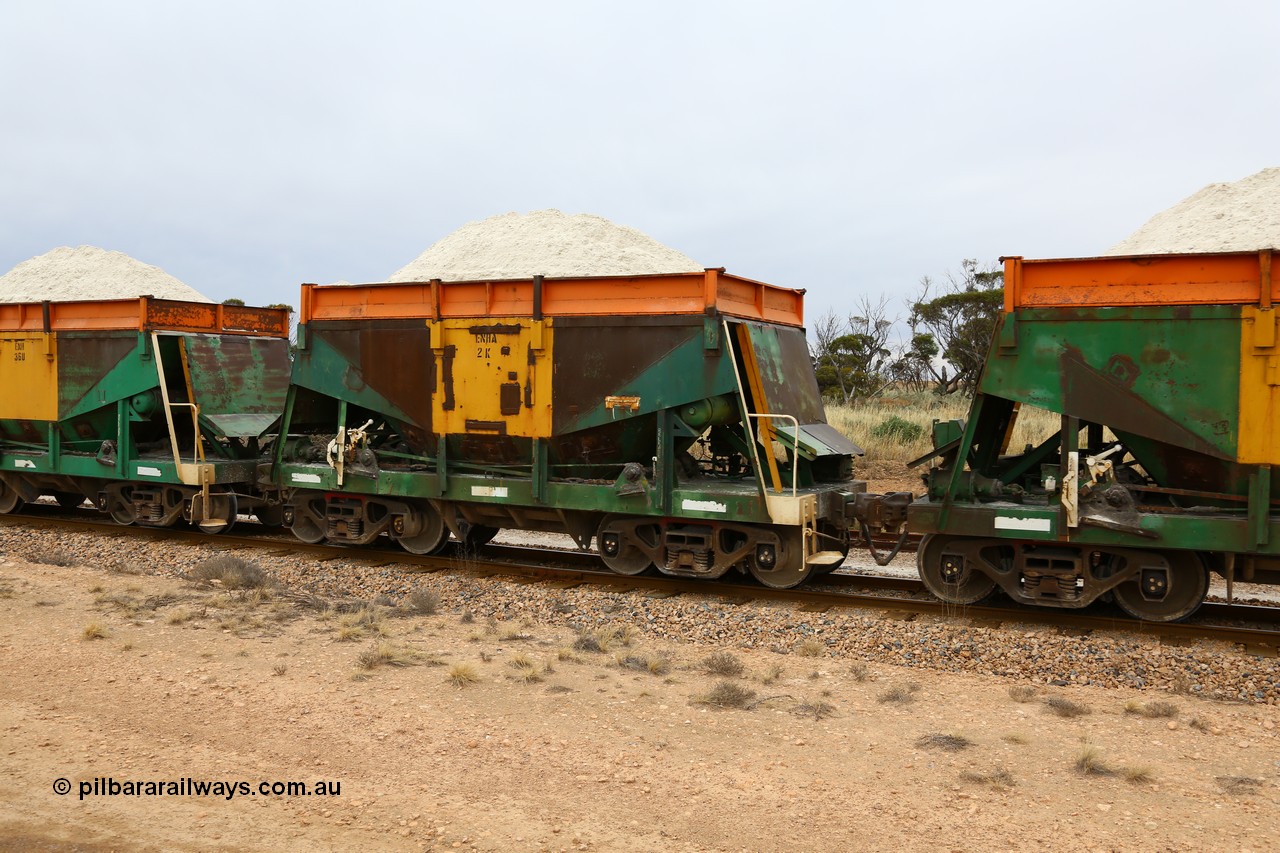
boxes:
[2,550,1279,852]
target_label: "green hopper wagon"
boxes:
[0,297,291,532]
[874,250,1280,621]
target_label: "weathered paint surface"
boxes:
[429,316,553,439]
[982,306,1243,463]
[1238,305,1280,465]
[0,333,57,420]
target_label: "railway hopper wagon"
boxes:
[275,269,864,587]
[0,297,291,532]
[858,250,1280,621]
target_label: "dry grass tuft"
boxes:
[700,651,746,677]
[878,682,920,704]
[916,733,973,752]
[573,624,634,654]
[1002,732,1030,745]
[794,700,836,720]
[849,662,870,682]
[1045,696,1090,718]
[1216,775,1262,794]
[166,606,198,625]
[272,664,287,676]
[960,767,1016,789]
[795,638,825,658]
[447,662,480,688]
[1124,699,1178,719]
[1122,766,1154,784]
[617,654,670,676]
[1188,717,1211,733]
[698,681,758,709]
[459,609,474,624]
[1007,684,1038,703]
[401,587,439,616]
[356,642,421,670]
[1075,743,1114,776]
[31,548,78,567]
[508,654,542,684]
[81,621,109,640]
[761,663,784,685]
[336,607,387,641]
[187,555,272,590]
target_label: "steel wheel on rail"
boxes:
[596,516,655,576]
[917,534,997,605]
[254,505,285,528]
[197,491,238,536]
[460,524,499,553]
[107,488,137,526]
[396,503,449,555]
[1112,549,1207,623]
[0,481,23,514]
[749,529,811,589]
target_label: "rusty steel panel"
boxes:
[741,323,826,424]
[183,335,290,419]
[146,300,289,336]
[550,317,714,434]
[301,270,806,327]
[1004,251,1276,311]
[56,333,141,418]
[309,320,435,445]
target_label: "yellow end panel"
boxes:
[0,333,58,421]
[429,317,553,438]
[1238,306,1280,464]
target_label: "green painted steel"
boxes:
[911,299,1280,576]
[0,330,289,492]
[279,309,863,546]
[980,306,1242,461]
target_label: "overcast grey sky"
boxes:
[1,1,1276,321]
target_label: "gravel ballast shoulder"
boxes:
[1,522,1277,705]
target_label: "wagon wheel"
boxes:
[0,481,24,514]
[197,491,238,536]
[397,503,449,555]
[254,505,285,528]
[917,534,996,605]
[596,516,654,576]
[460,524,499,553]
[107,488,137,526]
[749,529,811,589]
[289,501,327,545]
[53,492,87,509]
[1112,550,1207,623]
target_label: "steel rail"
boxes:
[2,510,1277,654]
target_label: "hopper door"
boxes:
[429,318,553,438]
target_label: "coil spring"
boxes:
[327,518,362,539]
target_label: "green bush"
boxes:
[869,415,925,445]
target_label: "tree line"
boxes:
[812,259,1003,402]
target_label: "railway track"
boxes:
[2,508,1277,656]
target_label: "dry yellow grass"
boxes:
[825,393,1059,465]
